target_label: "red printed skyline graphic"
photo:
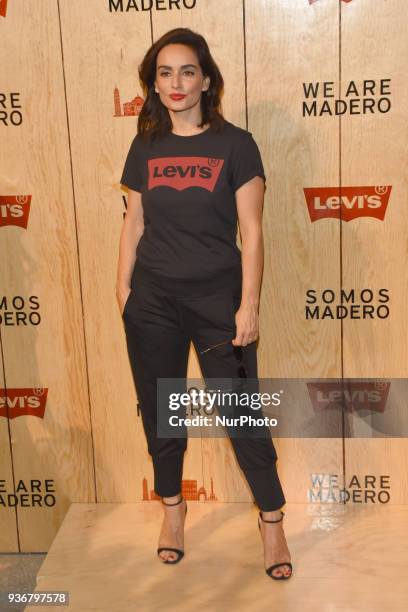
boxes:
[148,157,224,192]
[309,0,352,4]
[0,388,48,419]
[113,87,144,117]
[307,382,390,413]
[142,477,217,501]
[304,186,391,222]
[0,195,32,228]
[0,0,8,18]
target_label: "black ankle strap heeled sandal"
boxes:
[157,495,188,564]
[258,510,293,580]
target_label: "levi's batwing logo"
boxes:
[148,157,224,192]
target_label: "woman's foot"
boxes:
[258,509,292,579]
[157,494,187,563]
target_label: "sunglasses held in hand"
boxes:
[199,339,247,379]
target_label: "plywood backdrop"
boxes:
[0,0,406,551]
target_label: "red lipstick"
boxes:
[170,94,186,100]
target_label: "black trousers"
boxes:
[122,261,286,512]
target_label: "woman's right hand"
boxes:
[117,285,132,317]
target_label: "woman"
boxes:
[117,27,292,580]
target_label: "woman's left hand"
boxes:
[232,302,259,346]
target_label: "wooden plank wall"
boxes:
[0,1,95,552]
[341,0,408,503]
[0,0,406,551]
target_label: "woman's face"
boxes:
[154,44,210,115]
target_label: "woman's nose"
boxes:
[171,72,182,88]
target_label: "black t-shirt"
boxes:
[120,119,266,281]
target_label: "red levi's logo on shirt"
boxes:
[148,157,224,192]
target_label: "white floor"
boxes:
[26,501,408,611]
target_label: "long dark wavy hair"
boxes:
[137,28,226,143]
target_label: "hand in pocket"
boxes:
[118,286,132,317]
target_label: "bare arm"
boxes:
[233,175,265,346]
[116,188,144,314]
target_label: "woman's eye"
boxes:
[159,71,195,77]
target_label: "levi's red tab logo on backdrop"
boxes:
[0,387,48,419]
[148,157,224,192]
[304,186,391,222]
[0,0,8,18]
[0,195,32,228]
[307,382,390,413]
